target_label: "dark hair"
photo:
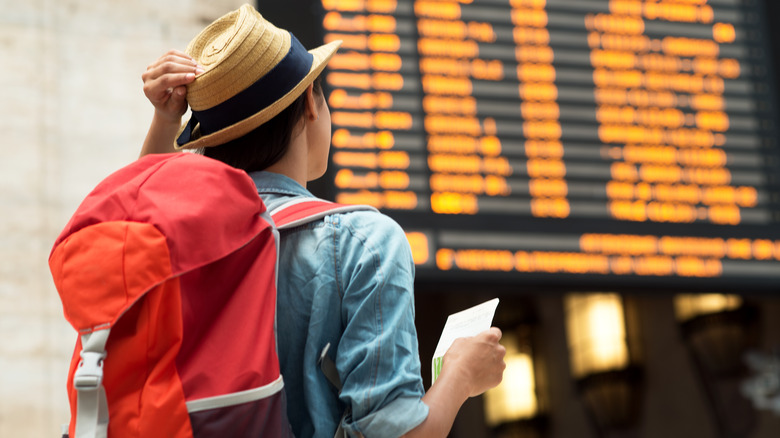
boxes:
[202,75,324,172]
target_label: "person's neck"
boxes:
[263,131,308,188]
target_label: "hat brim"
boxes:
[175,40,342,150]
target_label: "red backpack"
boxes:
[49,153,370,437]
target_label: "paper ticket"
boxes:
[431,298,499,384]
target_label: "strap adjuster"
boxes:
[74,351,106,391]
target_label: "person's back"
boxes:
[139,5,506,437]
[256,171,427,437]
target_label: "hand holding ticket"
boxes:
[431,298,500,384]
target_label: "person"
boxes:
[139,4,506,437]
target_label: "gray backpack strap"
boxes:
[73,329,111,438]
[319,344,358,438]
[318,343,342,390]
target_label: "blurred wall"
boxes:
[0,0,243,435]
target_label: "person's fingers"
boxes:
[155,72,196,91]
[143,72,196,102]
[488,326,502,340]
[164,86,189,116]
[142,50,202,96]
[142,60,200,85]
[170,86,188,105]
[476,327,502,344]
[145,50,198,71]
[496,343,507,362]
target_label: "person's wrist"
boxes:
[437,358,473,401]
[153,108,184,126]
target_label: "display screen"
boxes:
[314,0,780,288]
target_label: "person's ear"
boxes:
[304,84,318,121]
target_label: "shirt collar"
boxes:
[249,170,314,198]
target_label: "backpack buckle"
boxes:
[73,351,106,390]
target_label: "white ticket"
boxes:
[431,298,499,384]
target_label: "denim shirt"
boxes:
[251,171,429,438]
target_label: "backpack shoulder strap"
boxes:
[270,198,378,230]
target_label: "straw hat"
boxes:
[175,4,341,150]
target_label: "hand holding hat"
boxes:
[142,50,204,124]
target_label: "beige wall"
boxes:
[0,0,243,435]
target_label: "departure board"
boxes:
[313,0,780,288]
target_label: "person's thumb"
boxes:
[173,86,187,100]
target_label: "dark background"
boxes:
[258,1,780,436]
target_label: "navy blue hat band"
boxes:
[177,33,314,146]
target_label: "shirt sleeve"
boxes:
[333,211,429,437]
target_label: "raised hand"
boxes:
[140,50,203,156]
[141,50,203,123]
